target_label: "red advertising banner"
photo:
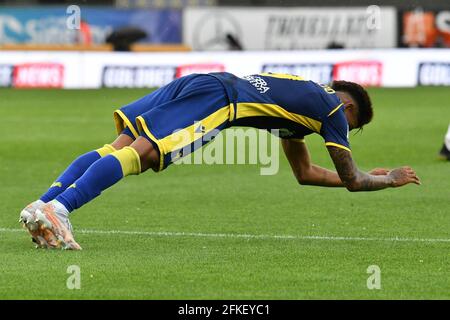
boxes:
[332,61,383,87]
[13,63,64,88]
[176,63,225,78]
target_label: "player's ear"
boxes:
[343,102,354,110]
[343,103,358,130]
[344,103,358,118]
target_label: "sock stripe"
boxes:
[95,144,117,157]
[126,147,142,174]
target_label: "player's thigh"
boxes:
[114,75,197,138]
[135,76,230,171]
[110,133,134,150]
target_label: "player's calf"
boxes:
[38,134,134,204]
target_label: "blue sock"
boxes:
[40,145,116,203]
[56,147,141,212]
[40,151,100,203]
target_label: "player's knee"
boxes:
[130,137,159,172]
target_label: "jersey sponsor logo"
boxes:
[242,75,270,94]
[102,66,176,88]
[332,60,383,87]
[13,63,64,88]
[176,63,225,78]
[262,63,333,84]
[418,62,450,86]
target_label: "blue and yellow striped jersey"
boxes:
[210,72,350,152]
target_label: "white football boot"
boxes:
[21,200,81,250]
[19,200,46,245]
[35,201,81,250]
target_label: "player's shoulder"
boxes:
[301,80,342,117]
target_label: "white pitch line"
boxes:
[3,227,450,244]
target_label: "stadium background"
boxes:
[0,0,449,299]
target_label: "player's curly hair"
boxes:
[331,80,373,130]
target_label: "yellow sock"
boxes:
[111,146,141,176]
[95,144,117,157]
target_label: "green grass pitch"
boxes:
[0,86,449,299]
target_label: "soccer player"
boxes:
[19,72,420,250]
[439,124,450,160]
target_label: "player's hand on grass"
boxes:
[388,166,421,187]
[369,168,390,176]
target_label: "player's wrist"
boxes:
[385,174,395,187]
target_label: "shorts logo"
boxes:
[242,75,270,94]
[195,123,206,134]
[172,150,183,162]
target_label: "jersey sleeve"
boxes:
[321,109,351,152]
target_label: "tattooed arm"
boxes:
[282,139,344,187]
[327,146,421,192]
[282,140,420,190]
